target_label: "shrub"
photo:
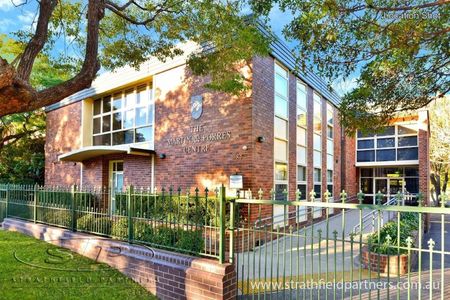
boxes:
[77,214,95,231]
[41,209,71,228]
[111,218,128,239]
[93,217,112,235]
[368,212,420,255]
[175,229,203,254]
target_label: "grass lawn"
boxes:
[0,229,157,299]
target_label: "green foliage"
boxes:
[111,218,129,240]
[41,209,71,228]
[368,212,420,255]
[0,35,71,184]
[77,214,96,231]
[251,0,449,132]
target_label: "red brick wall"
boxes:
[153,64,253,192]
[333,108,342,198]
[418,127,430,205]
[343,135,358,197]
[45,101,82,186]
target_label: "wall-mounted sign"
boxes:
[191,95,203,120]
[230,175,243,189]
[166,125,232,155]
[387,173,400,178]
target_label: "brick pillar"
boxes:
[333,108,342,198]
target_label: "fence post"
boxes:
[5,184,9,218]
[70,185,76,231]
[33,184,38,223]
[219,184,226,264]
[127,186,134,243]
[229,198,235,264]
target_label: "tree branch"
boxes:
[16,0,57,81]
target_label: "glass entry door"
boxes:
[374,178,388,204]
[110,161,124,214]
[389,178,404,196]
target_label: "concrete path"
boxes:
[236,208,393,280]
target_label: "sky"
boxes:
[0,0,358,96]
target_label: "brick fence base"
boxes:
[2,218,236,300]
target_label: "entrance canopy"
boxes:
[58,145,155,162]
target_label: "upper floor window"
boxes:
[313,93,322,134]
[356,124,418,163]
[93,84,153,146]
[275,63,289,119]
[296,82,307,127]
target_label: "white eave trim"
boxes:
[58,145,155,162]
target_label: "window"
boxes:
[297,166,306,181]
[93,84,153,146]
[296,82,307,127]
[327,154,334,170]
[275,64,289,119]
[274,62,289,207]
[356,124,419,163]
[275,163,288,181]
[313,93,322,134]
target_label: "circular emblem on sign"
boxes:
[191,95,203,120]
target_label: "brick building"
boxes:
[44,35,430,217]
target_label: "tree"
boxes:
[251,0,449,133]
[0,35,71,184]
[429,96,450,205]
[0,0,269,118]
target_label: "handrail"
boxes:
[254,195,357,229]
[352,196,397,235]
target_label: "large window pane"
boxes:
[405,178,419,193]
[93,134,110,146]
[327,139,334,154]
[113,112,122,130]
[124,109,134,128]
[313,168,321,182]
[357,139,374,149]
[297,184,307,200]
[275,139,288,161]
[135,107,147,127]
[376,149,396,161]
[103,96,111,113]
[275,184,288,200]
[314,150,321,167]
[314,185,322,199]
[378,126,395,136]
[327,170,333,183]
[377,138,395,148]
[398,136,417,147]
[275,96,288,118]
[297,166,306,181]
[275,163,288,181]
[102,115,111,132]
[397,148,418,160]
[361,178,374,194]
[357,150,375,162]
[275,117,288,139]
[136,126,152,143]
[357,130,375,138]
[113,94,122,110]
[297,127,306,146]
[275,74,288,98]
[94,99,102,115]
[313,134,321,150]
[136,86,147,105]
[398,125,417,135]
[297,109,307,127]
[327,125,333,138]
[360,168,373,177]
[297,83,307,111]
[297,146,306,165]
[405,167,419,177]
[125,89,134,107]
[93,117,101,134]
[327,154,334,170]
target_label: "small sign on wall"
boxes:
[229,174,243,189]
